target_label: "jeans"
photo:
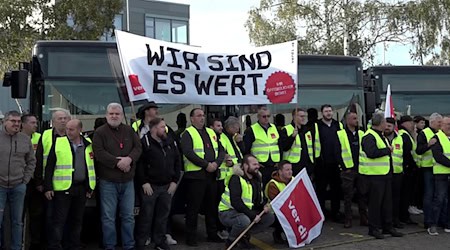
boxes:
[0,183,27,250]
[135,184,171,248]
[99,179,135,250]
[431,175,449,227]
[219,210,274,241]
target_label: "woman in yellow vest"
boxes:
[43,119,96,250]
[265,160,293,245]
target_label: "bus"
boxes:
[367,66,450,117]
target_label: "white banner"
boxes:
[271,168,324,248]
[115,30,298,105]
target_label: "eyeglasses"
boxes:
[262,115,271,118]
[7,119,21,124]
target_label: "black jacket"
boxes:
[416,127,438,155]
[44,136,93,192]
[136,133,181,186]
[401,132,417,169]
[279,122,314,169]
[431,134,450,168]
[317,119,341,165]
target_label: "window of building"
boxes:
[155,18,171,42]
[172,20,188,44]
[145,16,155,38]
[145,15,188,44]
[100,14,123,41]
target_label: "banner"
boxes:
[115,30,298,105]
[271,168,324,248]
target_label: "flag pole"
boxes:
[226,210,266,250]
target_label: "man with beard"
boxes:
[135,118,181,250]
[316,104,344,222]
[360,113,403,239]
[181,108,225,246]
[219,154,274,249]
[93,103,142,250]
[132,101,159,138]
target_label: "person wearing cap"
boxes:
[416,113,443,229]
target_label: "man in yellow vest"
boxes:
[181,108,225,246]
[219,154,273,249]
[43,119,96,250]
[265,160,293,244]
[416,113,442,229]
[21,114,41,152]
[360,113,403,239]
[336,111,367,228]
[243,107,280,188]
[279,108,315,177]
[428,117,450,236]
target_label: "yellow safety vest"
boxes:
[183,126,219,172]
[31,132,41,152]
[218,133,242,180]
[282,124,314,164]
[419,128,436,168]
[131,120,142,132]
[53,137,96,191]
[264,177,293,201]
[337,129,364,169]
[219,176,253,212]
[42,129,53,169]
[359,129,390,175]
[250,123,280,163]
[392,129,418,174]
[433,131,450,174]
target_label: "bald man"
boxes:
[44,119,96,250]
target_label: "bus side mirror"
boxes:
[11,70,28,99]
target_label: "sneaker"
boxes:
[428,227,439,236]
[408,206,420,215]
[165,234,177,245]
[415,207,424,214]
[155,242,171,250]
[444,228,450,233]
[145,237,152,246]
[217,230,229,240]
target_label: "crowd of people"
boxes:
[0,100,448,250]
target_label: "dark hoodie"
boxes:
[266,171,291,201]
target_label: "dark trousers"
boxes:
[340,170,367,220]
[400,171,412,222]
[366,175,393,231]
[316,164,341,216]
[260,166,276,190]
[423,168,435,226]
[25,182,46,248]
[185,177,218,241]
[216,180,226,231]
[135,184,171,248]
[392,174,403,224]
[431,175,450,227]
[412,168,424,208]
[47,184,87,250]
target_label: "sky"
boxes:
[165,0,416,65]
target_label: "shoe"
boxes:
[393,222,405,229]
[415,207,424,214]
[427,227,439,236]
[382,229,404,237]
[444,228,450,233]
[165,234,177,245]
[155,242,171,250]
[368,229,385,239]
[408,206,420,215]
[145,237,152,246]
[217,230,229,240]
[344,219,352,228]
[207,234,224,243]
[273,231,286,244]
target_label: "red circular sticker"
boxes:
[265,71,296,103]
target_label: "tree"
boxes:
[246,0,450,65]
[0,0,122,76]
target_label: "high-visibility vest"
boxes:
[250,123,280,163]
[183,126,219,172]
[53,137,96,191]
[392,129,418,174]
[31,132,41,152]
[315,121,344,158]
[219,176,253,212]
[337,129,364,169]
[218,133,242,180]
[359,129,390,175]
[433,131,450,174]
[282,124,314,164]
[264,177,293,201]
[419,128,436,168]
[131,120,142,132]
[42,129,53,169]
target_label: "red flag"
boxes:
[384,84,395,119]
[271,168,324,248]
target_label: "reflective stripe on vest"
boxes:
[264,177,293,201]
[31,132,41,153]
[337,129,364,169]
[53,137,96,191]
[250,123,280,163]
[219,176,253,211]
[183,126,219,172]
[218,133,242,180]
[42,129,53,170]
[420,128,436,168]
[391,133,403,174]
[359,129,390,175]
[433,131,450,174]
[314,123,321,158]
[282,124,314,164]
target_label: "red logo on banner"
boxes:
[128,74,146,96]
[279,179,322,245]
[265,71,296,104]
[395,144,400,150]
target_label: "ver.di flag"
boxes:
[271,168,324,248]
[115,30,298,105]
[384,84,395,119]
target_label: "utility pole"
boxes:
[126,0,130,31]
[343,0,349,56]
